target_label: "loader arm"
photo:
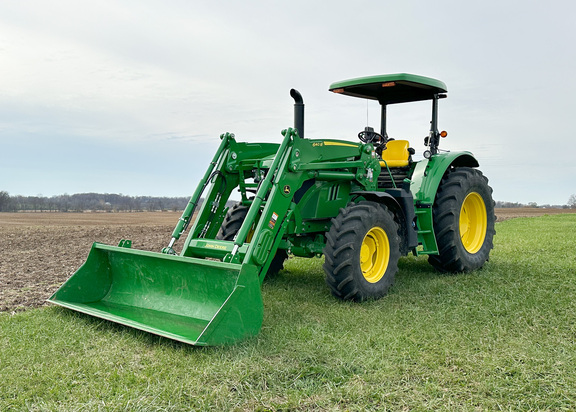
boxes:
[180,127,379,280]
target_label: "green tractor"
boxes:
[49,73,495,346]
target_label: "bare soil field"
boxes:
[1,208,574,313]
[0,212,179,313]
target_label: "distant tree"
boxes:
[0,191,10,211]
[568,194,576,209]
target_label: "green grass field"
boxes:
[1,215,575,411]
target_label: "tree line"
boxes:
[1,190,575,213]
[495,199,575,209]
[0,191,192,212]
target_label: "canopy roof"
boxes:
[329,73,447,104]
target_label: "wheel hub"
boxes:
[360,227,390,283]
[459,192,487,254]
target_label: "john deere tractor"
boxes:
[50,73,496,346]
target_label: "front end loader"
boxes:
[49,74,495,345]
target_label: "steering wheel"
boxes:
[358,129,385,144]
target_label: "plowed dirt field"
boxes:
[1,209,574,312]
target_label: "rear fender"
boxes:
[410,151,478,204]
[408,152,479,255]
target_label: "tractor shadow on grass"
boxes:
[266,254,476,301]
[273,254,499,306]
[53,306,254,352]
[53,307,197,349]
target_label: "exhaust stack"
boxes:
[290,89,304,138]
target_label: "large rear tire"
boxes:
[323,201,401,301]
[428,167,495,272]
[217,203,288,276]
[217,203,252,242]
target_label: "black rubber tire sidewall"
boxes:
[428,167,496,273]
[323,201,401,301]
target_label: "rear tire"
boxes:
[217,203,251,242]
[217,203,288,277]
[323,201,401,301]
[428,167,495,272]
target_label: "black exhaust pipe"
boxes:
[290,89,304,138]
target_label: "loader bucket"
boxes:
[48,243,263,346]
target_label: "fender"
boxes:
[408,151,479,255]
[410,151,479,204]
[351,189,418,253]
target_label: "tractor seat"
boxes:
[380,140,411,168]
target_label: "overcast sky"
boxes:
[1,1,575,205]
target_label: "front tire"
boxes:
[428,167,495,272]
[323,201,401,301]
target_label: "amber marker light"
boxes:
[332,88,344,93]
[440,131,448,137]
[381,82,396,87]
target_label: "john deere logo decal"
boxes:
[283,185,291,195]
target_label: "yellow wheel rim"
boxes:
[459,192,487,254]
[360,227,390,283]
